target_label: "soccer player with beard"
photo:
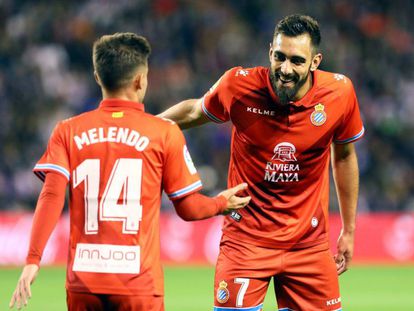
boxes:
[159,15,364,310]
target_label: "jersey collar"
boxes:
[267,69,318,108]
[99,98,145,112]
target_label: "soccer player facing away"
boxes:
[159,15,364,311]
[9,33,251,311]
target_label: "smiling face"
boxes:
[269,33,322,105]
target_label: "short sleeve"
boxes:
[334,81,365,144]
[33,121,70,182]
[201,67,240,123]
[162,124,202,200]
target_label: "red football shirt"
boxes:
[33,99,202,295]
[202,67,364,249]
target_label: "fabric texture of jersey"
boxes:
[201,67,364,249]
[33,99,202,296]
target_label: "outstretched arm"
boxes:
[331,142,359,275]
[9,172,67,309]
[173,183,251,221]
[158,98,211,129]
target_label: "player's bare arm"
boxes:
[331,142,359,275]
[9,264,39,309]
[158,98,210,129]
[9,172,66,309]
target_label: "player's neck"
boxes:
[101,88,143,103]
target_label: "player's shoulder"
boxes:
[149,113,179,128]
[316,70,355,94]
[225,66,267,80]
[221,66,268,90]
[143,113,182,137]
[51,111,90,133]
[60,109,98,126]
[150,116,185,146]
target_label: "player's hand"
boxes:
[334,230,354,275]
[218,183,251,215]
[9,264,39,309]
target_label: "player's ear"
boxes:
[132,71,143,90]
[133,71,148,92]
[310,53,323,72]
[94,71,101,86]
[268,42,273,62]
[132,73,140,90]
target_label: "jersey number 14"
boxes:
[73,158,143,235]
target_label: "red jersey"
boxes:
[33,99,202,295]
[202,67,364,249]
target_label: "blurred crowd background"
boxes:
[0,0,413,212]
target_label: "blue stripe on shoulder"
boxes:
[201,97,225,123]
[334,127,365,144]
[34,163,70,180]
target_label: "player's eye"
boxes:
[291,57,306,65]
[274,52,286,62]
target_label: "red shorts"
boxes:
[66,291,164,311]
[214,237,341,311]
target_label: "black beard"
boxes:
[270,69,309,106]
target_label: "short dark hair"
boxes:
[274,14,321,51]
[93,33,151,91]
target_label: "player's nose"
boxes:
[280,60,293,75]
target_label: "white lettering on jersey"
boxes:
[264,171,299,182]
[73,243,140,274]
[265,163,299,171]
[246,107,276,116]
[264,142,300,183]
[74,127,149,152]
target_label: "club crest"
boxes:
[310,103,327,126]
[216,280,230,304]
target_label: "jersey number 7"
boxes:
[73,158,143,235]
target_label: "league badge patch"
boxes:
[310,103,327,126]
[183,145,197,175]
[216,280,230,304]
